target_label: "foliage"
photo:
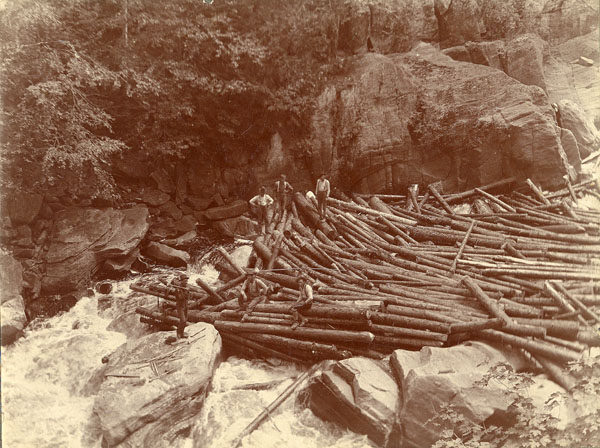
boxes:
[1,0,345,199]
[430,356,600,448]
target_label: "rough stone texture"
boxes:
[370,0,437,53]
[560,128,582,175]
[434,0,484,48]
[504,34,546,90]
[173,215,197,234]
[212,216,258,238]
[93,322,221,447]
[101,248,141,276]
[139,188,171,207]
[203,199,248,221]
[159,201,183,221]
[308,357,399,446]
[557,99,600,158]
[42,206,150,294]
[338,1,370,54]
[390,342,520,448]
[2,190,43,225]
[142,241,190,267]
[309,45,572,194]
[162,230,197,249]
[534,0,598,42]
[0,252,26,346]
[544,30,600,121]
[150,168,175,194]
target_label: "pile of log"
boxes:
[134,176,600,390]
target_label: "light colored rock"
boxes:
[391,342,521,448]
[560,128,582,176]
[93,322,221,447]
[578,56,594,66]
[557,99,600,158]
[42,206,150,294]
[0,251,23,304]
[545,30,600,121]
[142,241,190,267]
[139,188,171,207]
[309,45,573,193]
[308,357,399,446]
[163,230,197,249]
[504,34,546,90]
[0,252,26,346]
[212,216,258,238]
[203,199,248,221]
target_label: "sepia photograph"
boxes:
[1,0,599,446]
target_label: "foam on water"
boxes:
[2,243,372,448]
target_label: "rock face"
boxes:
[42,205,149,294]
[557,99,600,158]
[309,45,573,193]
[2,190,43,225]
[308,357,399,446]
[391,342,520,447]
[0,252,27,346]
[93,322,221,447]
[142,241,190,267]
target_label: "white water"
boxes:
[1,244,373,448]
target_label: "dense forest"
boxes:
[1,0,570,202]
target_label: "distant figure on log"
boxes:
[239,268,269,319]
[315,173,331,219]
[249,186,273,234]
[274,174,293,215]
[291,273,314,329]
[173,273,189,339]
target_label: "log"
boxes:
[195,276,225,303]
[444,177,516,204]
[428,184,455,215]
[450,219,475,274]
[450,318,504,334]
[461,276,512,326]
[526,178,551,205]
[216,247,246,276]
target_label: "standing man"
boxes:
[274,174,293,215]
[315,173,331,219]
[172,273,189,339]
[290,273,314,329]
[249,186,273,234]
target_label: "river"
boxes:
[1,244,375,448]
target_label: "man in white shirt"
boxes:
[315,173,330,219]
[249,186,273,234]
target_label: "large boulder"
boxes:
[93,322,221,447]
[557,99,600,158]
[0,252,27,346]
[212,216,258,238]
[142,241,190,267]
[434,0,484,48]
[307,357,399,446]
[503,34,546,90]
[309,46,573,194]
[42,206,150,294]
[203,199,248,221]
[1,190,43,225]
[544,30,600,121]
[391,342,521,447]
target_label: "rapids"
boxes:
[1,244,374,448]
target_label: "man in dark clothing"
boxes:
[239,268,269,312]
[171,273,189,339]
[274,174,294,215]
[290,273,314,329]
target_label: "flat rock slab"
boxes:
[142,241,190,267]
[308,357,398,446]
[93,322,221,447]
[203,199,248,221]
[391,342,519,447]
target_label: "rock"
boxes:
[534,0,598,41]
[434,0,484,48]
[578,55,594,66]
[0,252,26,346]
[139,188,171,207]
[308,357,399,446]
[369,0,437,54]
[212,216,258,238]
[337,1,370,54]
[545,30,600,121]
[504,34,546,90]
[163,230,197,249]
[186,195,214,211]
[93,322,221,447]
[309,46,573,193]
[147,218,178,241]
[2,190,43,225]
[106,311,156,340]
[159,201,183,220]
[150,168,175,193]
[391,342,520,447]
[560,128,582,176]
[42,206,150,294]
[102,248,140,276]
[203,199,248,221]
[142,241,190,267]
[557,99,600,158]
[173,214,197,233]
[96,282,113,294]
